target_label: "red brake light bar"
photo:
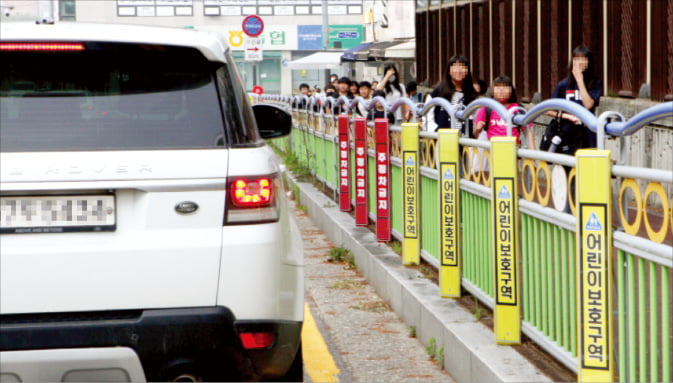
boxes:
[0,42,85,51]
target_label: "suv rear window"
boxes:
[0,42,231,152]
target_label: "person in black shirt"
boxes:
[295,83,311,110]
[548,45,602,152]
[334,76,354,114]
[430,55,477,134]
[356,81,373,117]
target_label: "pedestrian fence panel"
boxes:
[259,94,672,383]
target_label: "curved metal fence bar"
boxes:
[605,102,673,136]
[262,93,673,151]
[256,92,673,141]
[261,92,672,382]
[334,95,352,112]
[418,97,453,117]
[596,110,626,149]
[388,97,423,121]
[514,98,600,131]
[364,95,390,113]
[457,97,512,124]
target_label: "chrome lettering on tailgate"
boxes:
[1,195,116,234]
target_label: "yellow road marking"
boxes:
[302,303,340,382]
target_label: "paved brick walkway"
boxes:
[293,199,453,383]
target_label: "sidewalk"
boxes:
[296,197,452,382]
[286,173,554,383]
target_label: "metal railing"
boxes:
[257,93,672,383]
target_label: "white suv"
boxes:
[0,22,304,382]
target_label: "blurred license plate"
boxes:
[1,195,116,234]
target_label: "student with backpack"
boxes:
[544,45,602,153]
[472,75,536,149]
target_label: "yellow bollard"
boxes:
[401,122,420,265]
[438,129,461,298]
[490,137,521,345]
[575,149,613,382]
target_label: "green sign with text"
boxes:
[328,25,364,49]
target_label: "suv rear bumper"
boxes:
[0,347,147,382]
[0,306,302,382]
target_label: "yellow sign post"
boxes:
[576,150,613,383]
[438,129,461,298]
[490,137,521,345]
[402,122,420,265]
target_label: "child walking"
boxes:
[472,75,535,149]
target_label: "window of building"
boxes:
[60,0,76,21]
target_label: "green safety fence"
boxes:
[462,192,493,298]
[264,98,672,383]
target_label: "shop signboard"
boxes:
[327,25,363,49]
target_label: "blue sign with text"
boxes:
[297,25,323,50]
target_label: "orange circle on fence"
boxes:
[535,161,551,207]
[670,195,673,237]
[521,159,536,202]
[423,138,437,168]
[471,148,483,183]
[618,178,642,236]
[642,182,669,243]
[391,132,401,157]
[481,150,491,187]
[461,146,471,179]
[567,168,577,216]
[471,148,481,183]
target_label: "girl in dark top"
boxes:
[549,45,602,151]
[430,55,477,134]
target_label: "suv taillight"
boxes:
[225,174,279,224]
[239,332,276,349]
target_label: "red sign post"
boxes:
[375,118,391,241]
[354,118,368,226]
[338,115,351,212]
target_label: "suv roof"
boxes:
[0,22,229,63]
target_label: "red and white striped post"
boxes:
[374,118,391,242]
[354,117,368,226]
[338,114,351,212]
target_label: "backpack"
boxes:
[539,116,561,151]
[540,111,586,154]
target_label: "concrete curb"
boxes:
[288,175,552,383]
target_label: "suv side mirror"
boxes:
[253,104,292,139]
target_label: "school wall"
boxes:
[415,0,672,103]
[415,0,672,171]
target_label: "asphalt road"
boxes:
[293,198,454,383]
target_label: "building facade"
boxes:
[0,0,377,94]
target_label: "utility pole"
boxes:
[322,0,330,86]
